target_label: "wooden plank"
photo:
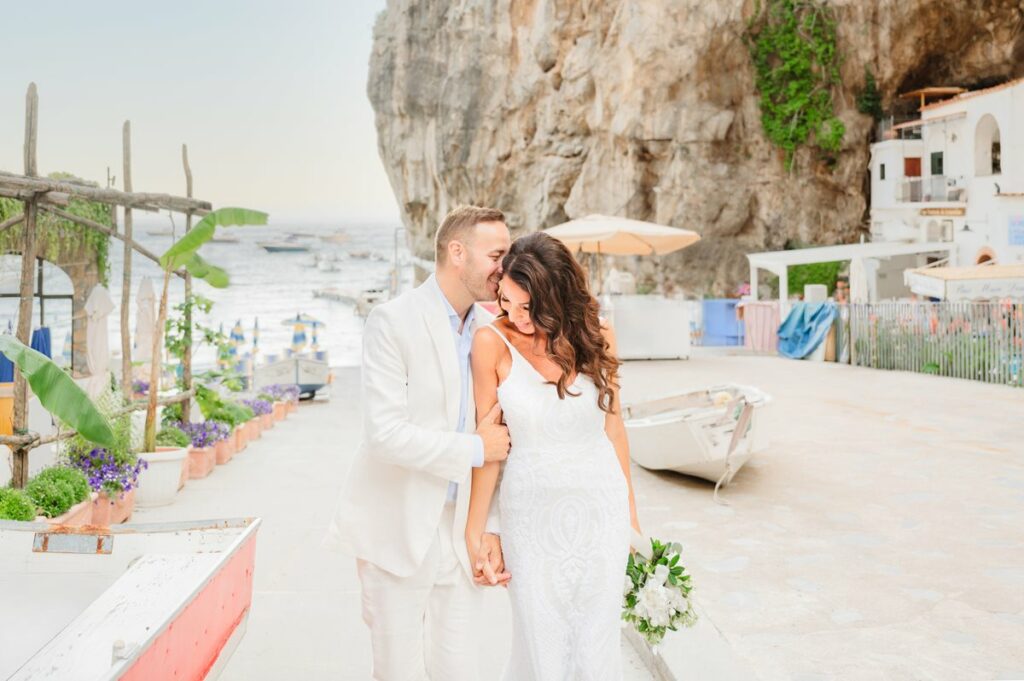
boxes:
[121,121,134,399]
[0,213,24,232]
[0,186,71,205]
[0,172,210,214]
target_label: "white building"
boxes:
[870,79,1024,267]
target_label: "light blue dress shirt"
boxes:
[427,276,485,502]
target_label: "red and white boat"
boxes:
[1,517,261,681]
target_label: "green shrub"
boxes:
[26,477,74,518]
[156,426,190,448]
[161,402,183,426]
[0,487,37,521]
[32,467,90,504]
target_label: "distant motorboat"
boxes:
[258,236,310,253]
[347,249,371,260]
[146,228,174,237]
[320,231,349,245]
[286,231,317,239]
[209,234,240,244]
[623,384,771,491]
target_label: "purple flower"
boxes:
[174,420,230,448]
[263,384,300,402]
[242,398,273,416]
[69,447,145,497]
[131,379,150,395]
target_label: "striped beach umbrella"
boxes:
[252,317,260,359]
[290,315,307,354]
[229,320,245,357]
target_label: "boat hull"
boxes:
[623,384,771,484]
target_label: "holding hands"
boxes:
[467,531,511,587]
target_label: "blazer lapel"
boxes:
[418,278,461,429]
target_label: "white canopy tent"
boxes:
[746,241,957,313]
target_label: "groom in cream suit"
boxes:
[329,206,513,680]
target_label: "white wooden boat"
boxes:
[257,239,309,253]
[0,517,260,681]
[254,355,330,399]
[623,384,771,489]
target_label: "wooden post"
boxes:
[12,83,39,488]
[181,144,193,423]
[120,121,133,399]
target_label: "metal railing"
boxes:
[848,301,1024,387]
[896,175,966,203]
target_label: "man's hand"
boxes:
[471,532,510,587]
[477,403,510,463]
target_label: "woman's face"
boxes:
[498,277,534,335]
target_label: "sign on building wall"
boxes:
[1010,215,1024,246]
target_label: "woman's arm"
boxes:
[602,322,642,534]
[466,329,507,578]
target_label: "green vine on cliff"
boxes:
[0,173,112,284]
[745,0,846,170]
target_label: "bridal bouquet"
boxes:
[622,537,697,647]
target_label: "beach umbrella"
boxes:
[229,320,245,358]
[133,277,156,363]
[290,315,307,354]
[310,321,320,352]
[280,313,323,327]
[545,214,701,256]
[84,284,115,397]
[252,317,260,358]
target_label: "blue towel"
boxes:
[30,327,52,359]
[778,302,837,359]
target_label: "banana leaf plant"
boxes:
[0,335,115,448]
[144,207,268,453]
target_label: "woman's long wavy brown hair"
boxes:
[499,232,621,413]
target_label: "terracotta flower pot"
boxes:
[247,418,261,440]
[38,493,96,526]
[214,438,234,465]
[92,489,135,525]
[260,413,273,430]
[273,402,287,421]
[287,400,297,414]
[189,446,216,479]
[235,426,247,452]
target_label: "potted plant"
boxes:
[25,466,95,526]
[138,207,267,505]
[251,395,275,431]
[0,487,36,521]
[176,420,227,475]
[62,402,146,527]
[242,398,270,438]
[154,425,192,490]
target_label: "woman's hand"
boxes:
[466,531,511,587]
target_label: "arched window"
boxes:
[975,114,1002,176]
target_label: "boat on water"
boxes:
[320,231,349,245]
[257,236,309,253]
[146,227,174,237]
[313,286,388,316]
[623,384,771,489]
[254,354,330,399]
[209,234,240,244]
[1,517,260,681]
[286,231,317,239]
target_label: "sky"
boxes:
[0,0,397,225]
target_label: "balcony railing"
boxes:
[896,175,966,203]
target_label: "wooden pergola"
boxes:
[1,83,214,487]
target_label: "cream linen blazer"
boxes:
[326,276,498,578]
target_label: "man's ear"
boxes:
[448,239,465,264]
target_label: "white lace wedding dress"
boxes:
[485,325,630,680]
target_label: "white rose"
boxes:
[653,564,670,586]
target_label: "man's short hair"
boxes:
[434,205,505,264]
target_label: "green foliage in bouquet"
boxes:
[0,487,37,521]
[623,538,697,647]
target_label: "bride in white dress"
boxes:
[466,232,642,680]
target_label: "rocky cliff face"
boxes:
[368,0,1024,294]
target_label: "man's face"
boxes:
[454,221,511,302]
